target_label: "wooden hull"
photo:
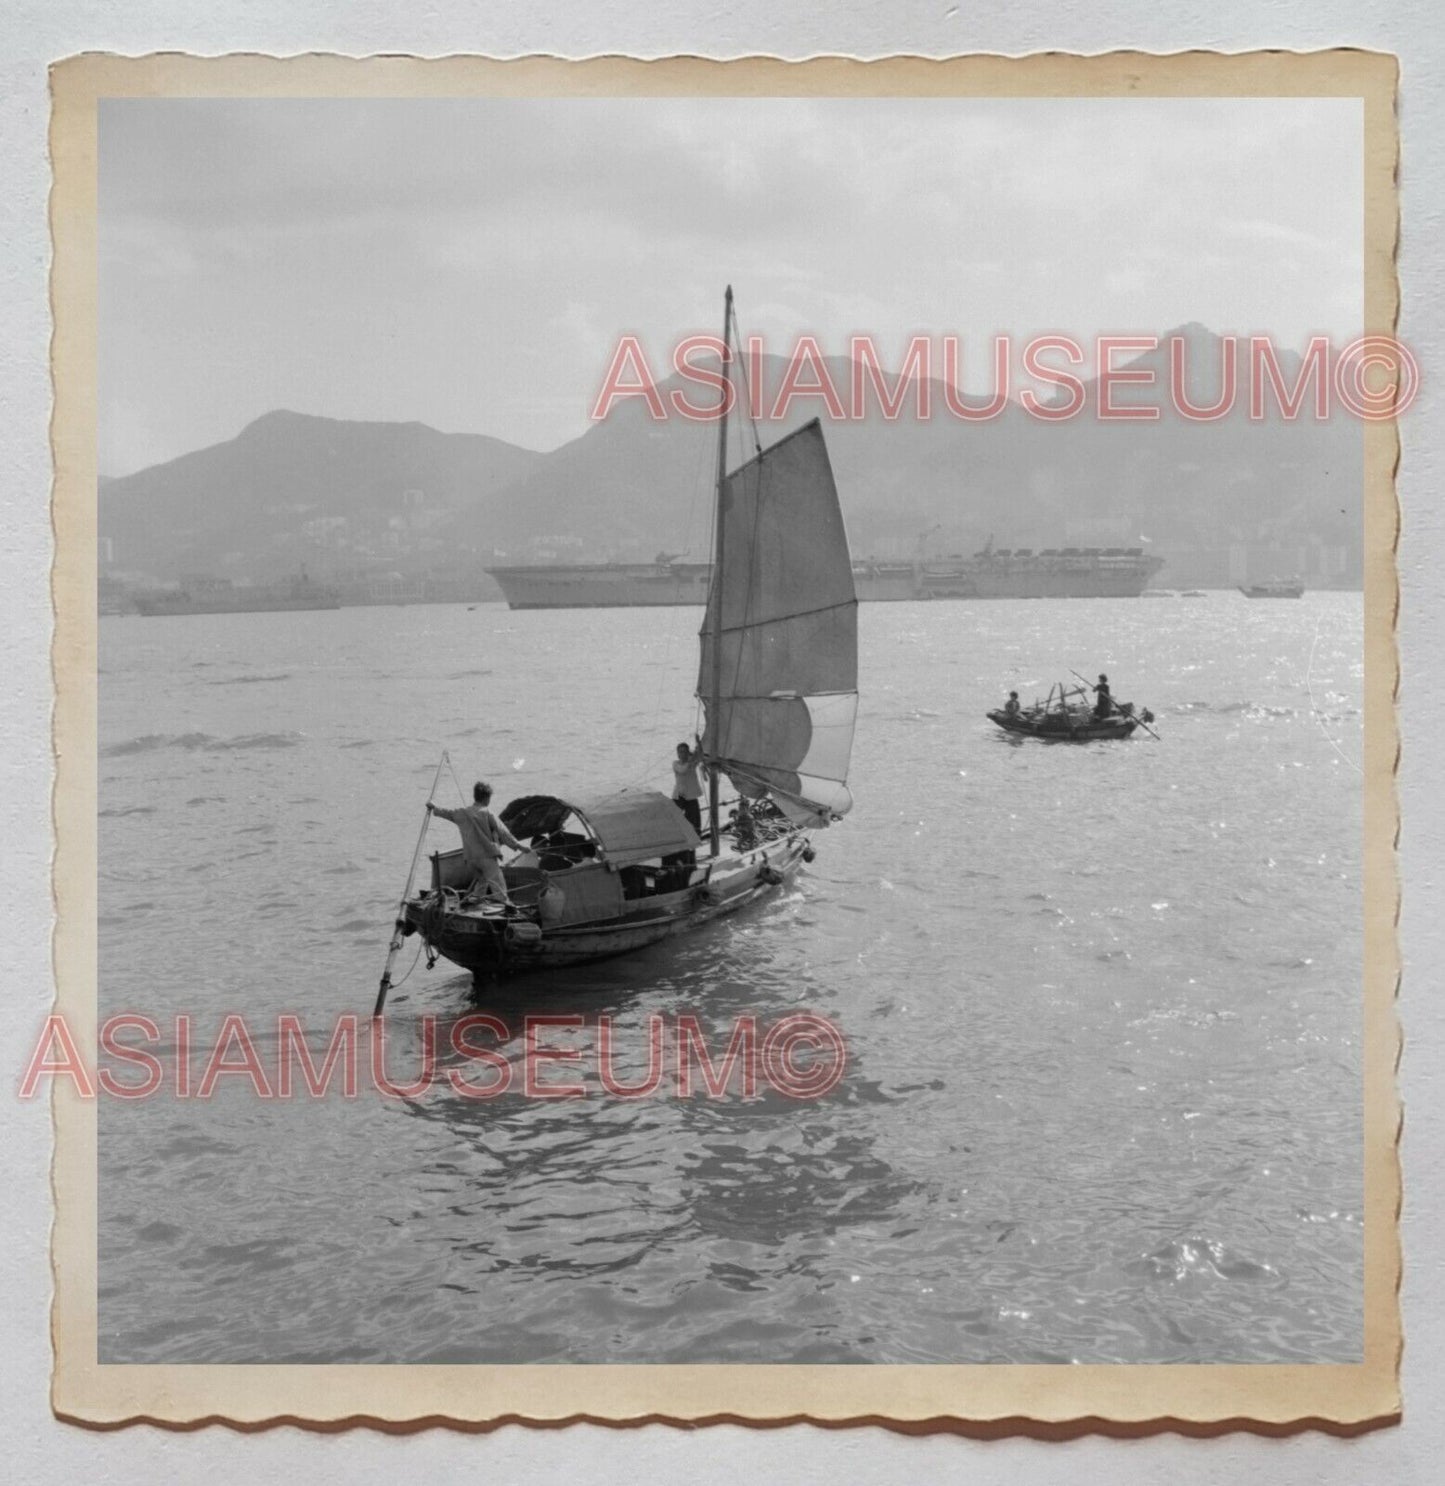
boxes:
[404,835,809,982]
[988,709,1139,742]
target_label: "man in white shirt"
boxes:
[671,738,704,833]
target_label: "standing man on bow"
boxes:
[428,780,523,905]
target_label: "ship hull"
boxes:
[487,563,711,609]
[489,551,1165,609]
[133,594,341,616]
[921,564,1163,600]
[132,574,341,616]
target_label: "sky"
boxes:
[98,95,1363,476]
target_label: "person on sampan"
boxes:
[1003,690,1021,719]
[1093,673,1113,719]
[428,781,523,905]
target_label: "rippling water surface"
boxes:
[97,595,1363,1363]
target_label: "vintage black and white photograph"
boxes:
[55,53,1398,1414]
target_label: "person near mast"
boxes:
[428,781,522,904]
[1093,674,1113,718]
[1002,690,1021,719]
[671,738,705,832]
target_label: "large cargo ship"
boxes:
[131,571,341,617]
[487,544,1165,609]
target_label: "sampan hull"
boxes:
[987,709,1139,742]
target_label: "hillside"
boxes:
[100,328,1364,592]
[99,411,541,584]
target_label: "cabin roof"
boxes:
[501,789,699,868]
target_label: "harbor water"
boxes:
[96,594,1364,1363]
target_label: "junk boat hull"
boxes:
[405,832,808,979]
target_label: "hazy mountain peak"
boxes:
[236,408,438,441]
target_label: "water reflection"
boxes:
[366,922,926,1360]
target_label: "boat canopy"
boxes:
[501,790,699,868]
[698,417,858,826]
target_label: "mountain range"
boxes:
[99,325,1363,590]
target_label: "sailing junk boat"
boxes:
[397,289,857,981]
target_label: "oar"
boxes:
[373,750,450,1016]
[1070,668,1161,740]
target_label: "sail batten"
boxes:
[709,599,856,636]
[698,416,858,826]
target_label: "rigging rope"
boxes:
[445,751,466,802]
[726,434,767,713]
[642,404,715,773]
[379,937,428,995]
[730,299,764,458]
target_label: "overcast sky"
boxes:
[98,96,1362,475]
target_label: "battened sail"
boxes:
[698,418,858,826]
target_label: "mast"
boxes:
[708,285,733,856]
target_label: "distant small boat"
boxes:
[1181,589,1207,598]
[1239,578,1304,598]
[988,682,1154,742]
